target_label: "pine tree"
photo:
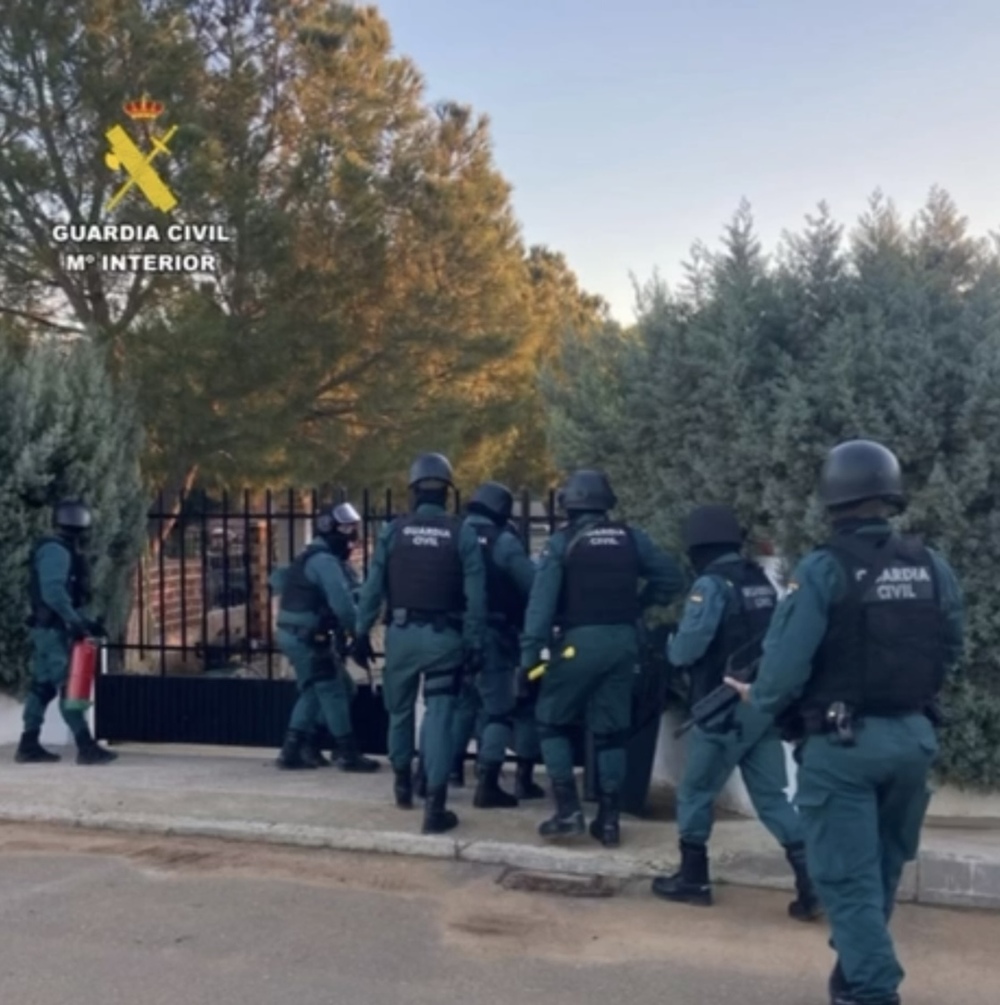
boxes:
[0,337,147,692]
[540,189,1000,788]
[0,0,603,501]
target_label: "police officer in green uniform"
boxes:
[312,502,375,765]
[651,505,819,921]
[16,499,116,766]
[335,503,364,709]
[726,440,963,1005]
[519,470,685,846]
[415,483,543,801]
[460,481,538,808]
[355,453,487,834]
[274,502,378,773]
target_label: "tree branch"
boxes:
[0,304,83,334]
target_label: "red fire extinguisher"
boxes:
[64,637,99,710]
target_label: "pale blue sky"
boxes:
[373,0,1000,322]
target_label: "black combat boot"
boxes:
[829,961,852,1003]
[422,786,459,834]
[588,791,621,848]
[413,755,427,799]
[538,778,586,838]
[300,734,332,768]
[473,762,518,808]
[650,840,713,905]
[74,727,118,766]
[14,729,61,764]
[830,984,899,1005]
[449,752,466,787]
[333,735,379,773]
[394,767,414,808]
[275,728,314,770]
[784,842,823,921]
[514,758,546,799]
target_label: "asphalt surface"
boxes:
[0,824,996,1005]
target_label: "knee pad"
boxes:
[423,666,461,699]
[30,680,58,706]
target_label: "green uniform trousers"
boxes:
[468,625,518,767]
[436,626,537,768]
[313,663,358,737]
[448,677,483,767]
[22,628,88,737]
[512,695,542,761]
[678,702,802,846]
[382,622,462,789]
[534,624,635,794]
[277,629,353,739]
[795,714,937,1001]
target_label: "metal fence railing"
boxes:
[116,487,561,678]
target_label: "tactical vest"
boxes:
[801,533,944,716]
[28,536,89,629]
[475,522,527,629]
[280,543,339,627]
[688,560,778,704]
[556,520,641,627]
[386,513,465,613]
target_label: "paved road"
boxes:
[0,824,995,1005]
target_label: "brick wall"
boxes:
[147,557,205,639]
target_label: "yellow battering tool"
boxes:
[527,645,576,681]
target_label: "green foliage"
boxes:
[935,678,1000,791]
[0,336,147,694]
[0,1,602,499]
[542,188,1000,789]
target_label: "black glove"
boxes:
[86,619,106,638]
[514,663,531,700]
[350,633,375,669]
[463,646,485,677]
[333,630,351,659]
[69,621,89,641]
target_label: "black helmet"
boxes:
[468,481,513,522]
[561,469,616,512]
[818,439,906,511]
[315,501,361,536]
[682,505,744,549]
[408,452,454,489]
[53,499,92,531]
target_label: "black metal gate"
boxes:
[95,487,560,752]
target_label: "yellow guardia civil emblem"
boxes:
[104,96,178,213]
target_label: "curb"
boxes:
[0,805,996,910]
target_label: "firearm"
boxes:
[673,634,765,738]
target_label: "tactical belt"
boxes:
[800,704,924,736]
[277,622,330,645]
[26,609,61,630]
[387,608,462,632]
[553,617,635,630]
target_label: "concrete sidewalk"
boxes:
[0,744,996,910]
